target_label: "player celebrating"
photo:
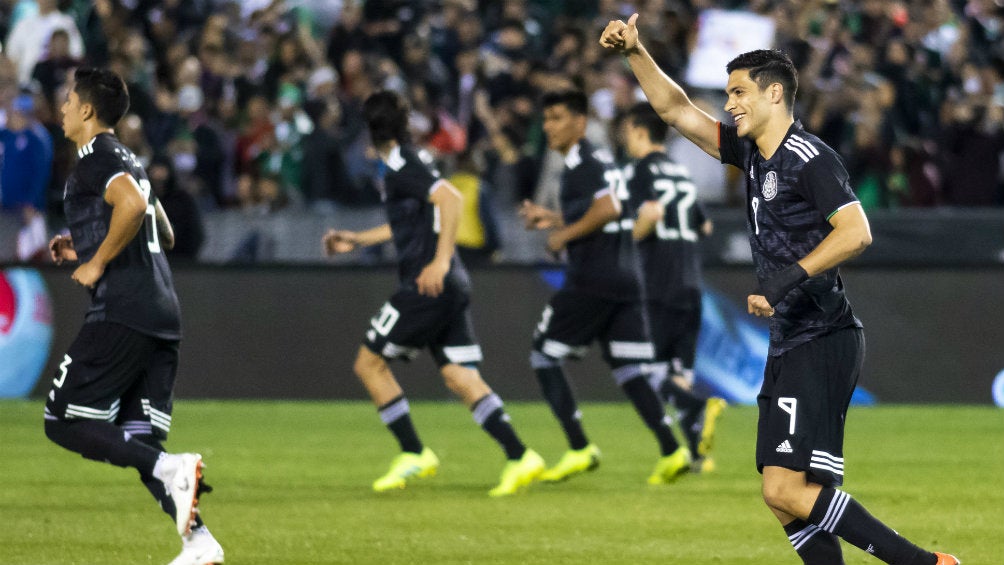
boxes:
[323,90,544,497]
[620,102,727,473]
[45,68,224,565]
[601,14,959,565]
[520,89,690,485]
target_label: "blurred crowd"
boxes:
[0,0,1002,263]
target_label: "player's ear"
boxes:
[770,83,784,105]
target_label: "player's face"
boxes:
[542,104,585,154]
[724,70,772,139]
[60,89,85,141]
[620,121,644,159]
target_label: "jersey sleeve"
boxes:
[626,162,656,211]
[797,151,858,220]
[391,156,440,200]
[78,150,130,195]
[718,123,744,168]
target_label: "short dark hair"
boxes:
[726,49,798,111]
[73,67,130,126]
[624,102,668,142]
[541,89,588,116]
[362,90,409,144]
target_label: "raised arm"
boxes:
[600,13,721,159]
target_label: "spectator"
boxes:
[4,0,85,86]
[1,93,53,213]
[149,155,205,260]
[301,97,356,208]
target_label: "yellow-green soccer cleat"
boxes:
[488,449,546,497]
[698,397,728,457]
[540,444,601,483]
[372,447,440,492]
[647,446,692,485]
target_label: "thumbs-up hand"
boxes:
[599,13,640,53]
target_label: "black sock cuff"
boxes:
[808,487,851,533]
[783,518,810,536]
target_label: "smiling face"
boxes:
[542,103,585,154]
[724,69,779,141]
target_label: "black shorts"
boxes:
[533,289,653,368]
[363,289,482,367]
[44,321,179,440]
[756,328,864,487]
[647,295,702,369]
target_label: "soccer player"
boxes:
[620,102,728,473]
[322,90,544,497]
[601,14,959,565]
[45,68,224,565]
[519,89,690,485]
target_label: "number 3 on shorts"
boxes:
[778,397,797,435]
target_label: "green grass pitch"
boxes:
[2,400,1001,564]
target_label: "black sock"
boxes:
[377,396,423,454]
[45,419,161,474]
[621,375,681,456]
[808,488,936,565]
[471,393,526,460]
[660,377,706,453]
[535,366,589,450]
[784,518,845,565]
[134,434,205,530]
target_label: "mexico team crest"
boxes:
[762,171,778,200]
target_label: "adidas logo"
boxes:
[776,440,793,453]
[866,544,875,554]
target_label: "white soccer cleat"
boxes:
[167,526,225,565]
[167,453,205,536]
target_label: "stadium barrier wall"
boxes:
[30,265,1004,405]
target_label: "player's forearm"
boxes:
[632,215,656,241]
[91,201,146,266]
[355,224,393,247]
[798,226,871,277]
[560,196,620,243]
[154,200,175,251]
[625,42,691,126]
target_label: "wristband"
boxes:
[760,263,808,307]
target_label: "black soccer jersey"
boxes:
[625,151,706,306]
[380,144,470,293]
[718,121,862,356]
[63,133,181,340]
[559,139,641,300]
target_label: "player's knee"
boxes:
[530,349,560,369]
[353,347,386,380]
[761,479,796,514]
[44,418,71,449]
[440,364,482,394]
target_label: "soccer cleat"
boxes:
[372,447,439,492]
[540,444,601,483]
[167,453,205,536]
[933,553,960,565]
[691,456,716,474]
[647,446,692,485]
[697,397,728,457]
[488,449,546,497]
[168,526,225,565]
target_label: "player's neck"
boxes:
[375,140,399,161]
[754,116,794,160]
[73,123,114,149]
